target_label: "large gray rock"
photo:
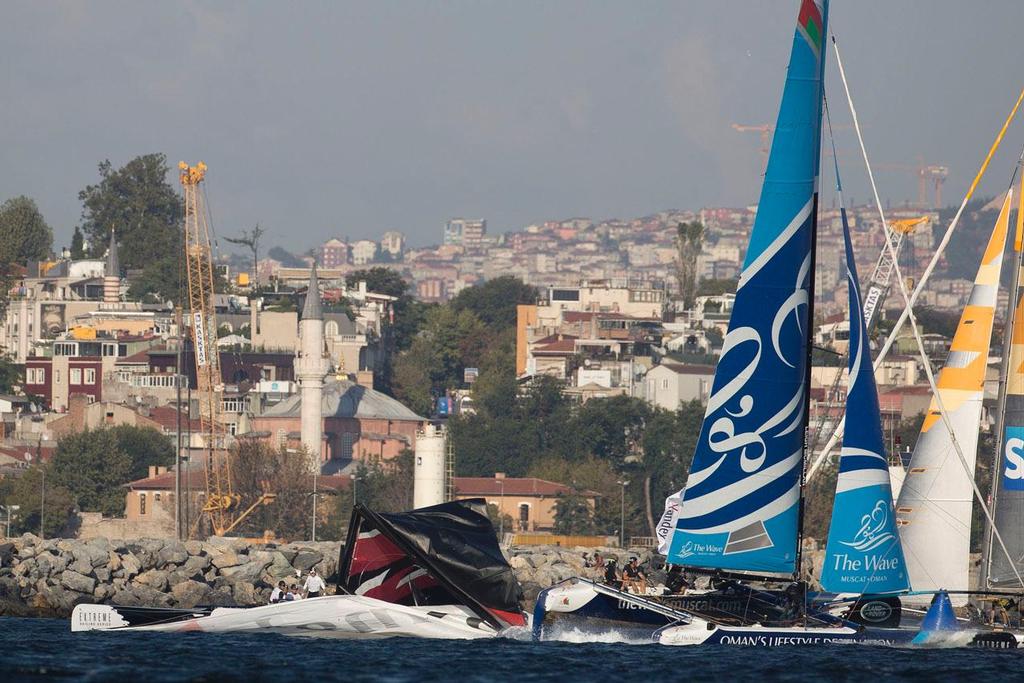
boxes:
[220,557,273,585]
[61,570,96,595]
[120,553,141,580]
[133,569,168,592]
[171,580,212,608]
[292,549,323,572]
[232,582,260,606]
[157,543,189,568]
[182,554,211,576]
[211,551,244,569]
[74,541,110,568]
[116,584,173,607]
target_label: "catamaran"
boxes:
[539,0,1024,647]
[71,499,527,639]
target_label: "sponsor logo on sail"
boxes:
[840,500,895,553]
[1003,428,1024,491]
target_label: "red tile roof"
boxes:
[453,476,599,498]
[146,405,202,433]
[657,362,716,375]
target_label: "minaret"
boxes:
[103,229,120,305]
[295,263,330,469]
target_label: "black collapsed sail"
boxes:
[338,499,525,629]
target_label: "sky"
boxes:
[4,1,1024,252]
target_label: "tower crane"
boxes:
[807,216,930,457]
[180,162,274,536]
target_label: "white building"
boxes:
[643,363,715,410]
[351,240,378,265]
[380,231,405,257]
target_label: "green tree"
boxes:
[0,196,53,264]
[70,226,86,259]
[0,355,22,393]
[697,278,738,297]
[0,466,76,538]
[553,490,597,535]
[49,429,133,516]
[450,276,538,329]
[78,154,182,301]
[107,425,175,482]
[675,221,705,309]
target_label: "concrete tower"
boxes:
[295,263,330,469]
[103,229,120,304]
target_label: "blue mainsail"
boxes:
[820,198,909,594]
[667,0,828,574]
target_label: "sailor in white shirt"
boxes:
[303,568,326,598]
[270,580,287,603]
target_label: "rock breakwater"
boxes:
[0,535,669,619]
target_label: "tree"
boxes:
[78,154,182,271]
[553,490,597,535]
[0,355,22,394]
[0,466,76,538]
[49,429,133,516]
[224,224,264,291]
[229,440,342,540]
[675,221,705,310]
[450,276,538,329]
[70,226,85,259]
[697,278,738,297]
[0,196,53,264]
[107,425,175,482]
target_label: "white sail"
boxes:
[895,191,1012,604]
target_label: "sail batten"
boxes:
[896,191,1012,603]
[666,0,828,575]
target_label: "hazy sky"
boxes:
[5,1,1024,252]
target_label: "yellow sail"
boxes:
[896,190,1012,603]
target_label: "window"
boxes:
[227,422,237,435]
[154,493,161,503]
[70,368,82,385]
[139,494,146,516]
[54,370,61,384]
[662,379,669,389]
[85,368,96,384]
[518,503,530,532]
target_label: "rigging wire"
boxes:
[825,31,1024,590]
[808,72,1024,482]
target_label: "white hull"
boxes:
[71,595,502,640]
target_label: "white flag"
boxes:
[656,490,682,555]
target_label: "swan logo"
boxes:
[840,500,895,553]
[675,541,695,561]
[1003,429,1024,491]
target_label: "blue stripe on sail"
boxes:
[678,463,802,530]
[820,171,908,594]
[668,0,828,576]
[839,455,888,473]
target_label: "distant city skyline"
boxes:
[5,1,1024,251]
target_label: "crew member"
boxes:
[604,558,621,589]
[270,580,287,603]
[622,557,647,594]
[303,568,326,599]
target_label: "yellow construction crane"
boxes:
[180,162,274,536]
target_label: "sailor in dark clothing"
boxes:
[622,557,647,594]
[664,564,691,595]
[604,558,621,589]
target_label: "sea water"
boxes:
[0,618,1016,682]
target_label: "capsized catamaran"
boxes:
[71,499,526,639]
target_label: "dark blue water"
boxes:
[0,618,1018,682]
